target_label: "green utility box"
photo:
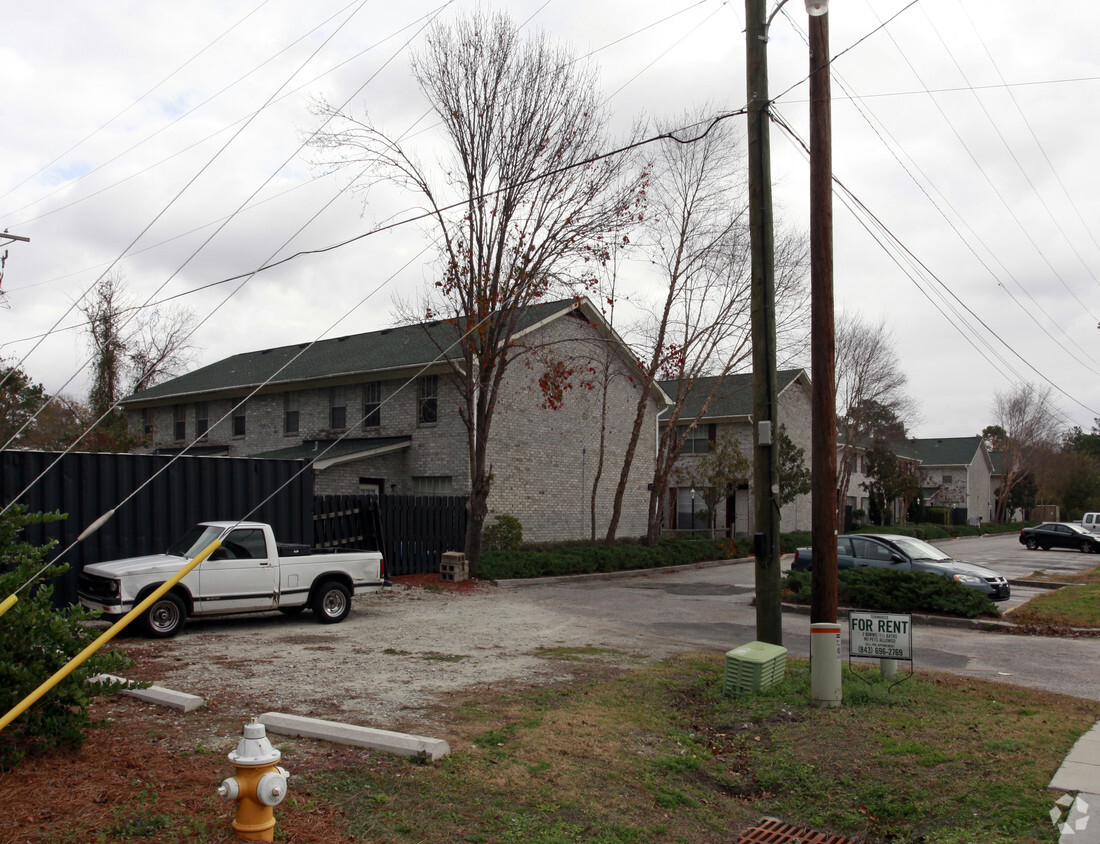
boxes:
[724,641,788,696]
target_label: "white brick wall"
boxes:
[127,309,658,544]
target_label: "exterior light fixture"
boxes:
[805,0,828,14]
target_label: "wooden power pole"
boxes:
[745,0,783,646]
[808,11,838,625]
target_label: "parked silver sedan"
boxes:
[791,533,1011,601]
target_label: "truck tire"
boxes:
[140,592,186,638]
[312,581,351,624]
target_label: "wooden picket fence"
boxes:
[312,494,467,576]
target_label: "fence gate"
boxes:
[312,494,467,576]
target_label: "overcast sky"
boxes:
[2,0,1098,440]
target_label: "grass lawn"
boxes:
[309,653,1099,843]
[1013,562,1100,628]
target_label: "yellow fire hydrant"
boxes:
[217,719,290,841]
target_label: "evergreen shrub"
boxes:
[483,514,523,552]
[0,506,135,770]
[781,568,1000,619]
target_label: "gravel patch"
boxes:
[117,579,665,732]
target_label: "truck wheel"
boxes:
[140,593,186,638]
[312,582,351,624]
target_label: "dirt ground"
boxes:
[0,575,667,843]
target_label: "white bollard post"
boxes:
[810,622,842,708]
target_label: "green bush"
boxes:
[781,568,1000,619]
[0,507,134,770]
[478,537,743,580]
[483,514,523,552]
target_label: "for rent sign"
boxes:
[849,611,912,660]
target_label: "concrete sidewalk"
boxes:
[1051,722,1100,843]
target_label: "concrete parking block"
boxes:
[259,712,450,761]
[90,674,204,713]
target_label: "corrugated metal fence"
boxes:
[1,450,313,605]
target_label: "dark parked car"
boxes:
[1019,522,1100,553]
[791,533,1011,601]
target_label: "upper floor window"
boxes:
[284,393,299,435]
[418,375,438,425]
[942,474,953,485]
[173,405,186,441]
[195,402,209,440]
[232,402,246,437]
[363,382,381,428]
[679,424,710,455]
[141,408,154,436]
[330,386,347,430]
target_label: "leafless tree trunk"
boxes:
[604,112,808,545]
[834,311,917,513]
[991,383,1061,523]
[311,11,643,569]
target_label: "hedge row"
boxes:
[854,521,1026,541]
[478,537,744,580]
[782,568,1001,619]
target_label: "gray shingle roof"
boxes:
[121,298,581,405]
[897,436,984,467]
[657,369,808,420]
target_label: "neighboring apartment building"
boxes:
[657,369,816,535]
[896,435,994,524]
[121,298,666,543]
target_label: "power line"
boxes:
[771,111,1099,421]
[0,0,276,205]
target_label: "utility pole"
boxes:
[808,11,838,625]
[745,0,783,646]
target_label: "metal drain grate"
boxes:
[736,817,856,844]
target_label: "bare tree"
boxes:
[78,271,196,449]
[311,11,644,568]
[990,383,1062,522]
[834,311,917,511]
[79,272,197,407]
[605,112,808,544]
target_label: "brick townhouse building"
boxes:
[658,369,815,536]
[121,297,666,543]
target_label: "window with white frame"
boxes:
[173,405,186,441]
[363,382,381,428]
[679,425,710,455]
[195,402,209,440]
[330,386,347,430]
[417,375,438,425]
[284,393,299,435]
[232,402,246,437]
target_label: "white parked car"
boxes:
[77,521,388,638]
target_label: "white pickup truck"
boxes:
[77,521,388,638]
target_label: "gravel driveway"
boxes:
[118,579,669,733]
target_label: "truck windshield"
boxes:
[167,525,224,558]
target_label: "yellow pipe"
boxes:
[0,539,221,733]
[0,594,16,619]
